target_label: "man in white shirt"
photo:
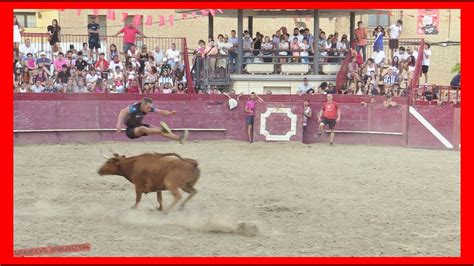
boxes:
[371,48,386,78]
[108,55,124,71]
[292,27,304,43]
[297,77,314,95]
[19,39,37,61]
[422,43,432,84]
[406,46,419,62]
[30,80,44,93]
[388,20,403,58]
[394,46,408,62]
[153,45,164,66]
[165,43,180,68]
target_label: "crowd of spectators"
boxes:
[13,18,187,94]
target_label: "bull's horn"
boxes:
[100,149,112,159]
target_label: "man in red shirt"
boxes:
[114,22,146,54]
[317,94,341,145]
[354,21,368,62]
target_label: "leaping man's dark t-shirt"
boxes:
[124,102,156,128]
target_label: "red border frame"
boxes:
[3,2,471,265]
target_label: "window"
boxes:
[87,15,107,37]
[14,12,36,28]
[368,14,390,27]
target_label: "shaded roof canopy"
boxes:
[175,9,389,18]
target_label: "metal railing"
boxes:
[20,33,185,61]
[413,85,461,105]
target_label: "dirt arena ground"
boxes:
[14,140,460,256]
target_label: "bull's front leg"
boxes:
[156,191,163,211]
[132,185,144,209]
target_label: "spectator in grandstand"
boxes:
[108,54,122,72]
[69,44,78,57]
[277,35,289,70]
[422,43,432,84]
[394,46,408,62]
[303,28,314,47]
[383,95,398,108]
[143,66,158,89]
[64,78,78,93]
[367,83,380,96]
[371,47,386,78]
[19,39,37,61]
[87,16,101,62]
[388,20,403,58]
[318,31,329,60]
[125,78,141,94]
[34,68,48,85]
[303,99,312,131]
[389,56,401,74]
[245,92,264,143]
[450,72,460,89]
[292,27,304,43]
[354,80,365,95]
[347,56,361,83]
[175,83,187,94]
[252,33,263,62]
[272,30,282,50]
[217,34,233,77]
[75,52,89,76]
[326,83,337,94]
[127,44,139,60]
[404,55,416,86]
[317,94,340,146]
[30,79,44,93]
[160,57,171,75]
[53,52,68,73]
[14,15,25,59]
[355,21,368,61]
[260,36,274,63]
[91,78,106,93]
[95,53,109,74]
[228,30,238,73]
[317,82,328,94]
[205,39,219,75]
[153,45,164,66]
[290,37,301,63]
[106,43,118,61]
[297,77,314,95]
[138,44,149,74]
[47,19,61,53]
[43,79,60,93]
[65,50,76,69]
[20,66,30,84]
[57,64,70,84]
[75,78,88,93]
[114,21,146,54]
[25,53,37,71]
[166,43,180,68]
[81,42,91,63]
[299,38,310,64]
[37,51,51,70]
[159,69,173,91]
[372,25,385,52]
[363,58,378,83]
[328,36,340,62]
[337,34,350,56]
[406,46,419,62]
[86,68,99,87]
[143,56,156,75]
[243,33,253,64]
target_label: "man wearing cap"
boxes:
[297,77,315,95]
[37,51,52,71]
[87,16,101,62]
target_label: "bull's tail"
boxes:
[154,152,198,167]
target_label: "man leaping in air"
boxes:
[116,97,188,143]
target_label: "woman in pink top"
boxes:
[26,53,37,71]
[290,37,300,62]
[244,92,264,143]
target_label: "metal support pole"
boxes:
[208,14,214,40]
[350,12,356,45]
[248,16,253,37]
[313,9,320,74]
[237,10,244,74]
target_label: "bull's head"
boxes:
[97,150,127,176]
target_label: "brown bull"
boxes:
[97,151,200,213]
